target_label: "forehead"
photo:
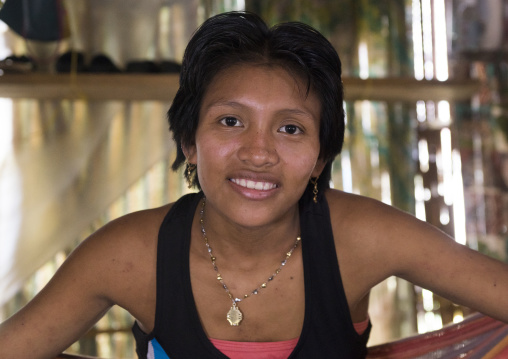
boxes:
[201,63,321,117]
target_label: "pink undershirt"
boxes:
[209,318,369,359]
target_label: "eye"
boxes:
[220,116,242,127]
[279,124,303,135]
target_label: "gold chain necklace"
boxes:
[199,197,301,326]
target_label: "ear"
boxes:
[311,159,326,178]
[182,142,197,164]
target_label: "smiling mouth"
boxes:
[230,178,278,190]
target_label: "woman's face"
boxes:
[186,64,324,228]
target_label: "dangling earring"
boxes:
[185,159,197,188]
[310,177,319,203]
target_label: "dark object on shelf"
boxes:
[88,54,121,73]
[125,60,182,73]
[55,51,87,73]
[0,55,34,73]
[0,0,69,42]
[125,61,160,73]
[158,60,181,73]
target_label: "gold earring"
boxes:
[185,160,197,188]
[310,177,319,203]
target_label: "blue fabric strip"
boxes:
[150,338,170,359]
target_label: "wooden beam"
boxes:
[0,73,480,102]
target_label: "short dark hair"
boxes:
[168,11,344,191]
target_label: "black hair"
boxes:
[168,11,344,192]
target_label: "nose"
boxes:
[237,129,279,168]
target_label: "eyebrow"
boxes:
[204,100,315,119]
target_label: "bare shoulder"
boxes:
[324,188,448,275]
[324,188,411,240]
[82,203,172,261]
[72,203,174,303]
[323,189,430,301]
[323,190,402,294]
[0,203,175,359]
[324,189,508,324]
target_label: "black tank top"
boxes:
[132,191,371,358]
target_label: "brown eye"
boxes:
[279,124,302,135]
[220,116,241,127]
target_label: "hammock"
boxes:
[367,313,508,358]
[56,314,508,359]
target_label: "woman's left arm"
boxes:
[377,201,508,322]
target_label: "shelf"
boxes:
[343,77,480,102]
[0,73,480,102]
[0,73,181,102]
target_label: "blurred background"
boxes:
[0,0,507,357]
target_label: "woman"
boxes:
[1,11,507,359]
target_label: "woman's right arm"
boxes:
[0,206,164,359]
[0,227,121,359]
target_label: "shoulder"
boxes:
[322,189,429,291]
[62,203,175,304]
[80,204,172,258]
[324,188,424,241]
[323,188,459,284]
[324,188,397,237]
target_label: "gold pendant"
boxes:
[227,304,243,326]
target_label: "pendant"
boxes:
[227,303,243,326]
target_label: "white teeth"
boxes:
[231,178,276,190]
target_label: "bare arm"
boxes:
[0,207,163,359]
[0,239,114,358]
[329,190,508,323]
[390,213,508,322]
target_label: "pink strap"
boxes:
[354,317,370,335]
[209,337,298,359]
[210,318,370,359]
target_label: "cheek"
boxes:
[195,136,237,168]
[280,144,320,175]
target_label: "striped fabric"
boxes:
[367,314,508,359]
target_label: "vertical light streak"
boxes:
[414,175,427,221]
[453,311,464,323]
[359,42,369,79]
[422,288,434,311]
[0,99,22,310]
[440,128,453,205]
[224,0,245,11]
[343,101,348,125]
[341,150,353,193]
[452,150,467,245]
[0,99,13,165]
[412,0,425,80]
[418,139,430,173]
[361,100,372,132]
[0,21,10,61]
[440,206,450,225]
[421,0,434,79]
[437,100,451,125]
[433,0,449,81]
[416,100,426,122]
[236,0,246,10]
[381,171,392,205]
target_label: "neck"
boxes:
[196,197,301,262]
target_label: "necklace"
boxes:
[199,197,301,326]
